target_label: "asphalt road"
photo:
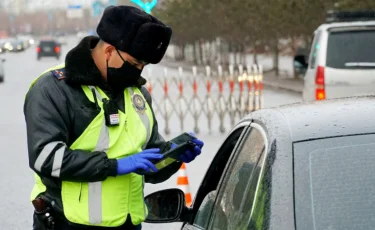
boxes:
[0,37,301,230]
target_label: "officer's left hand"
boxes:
[171,132,204,163]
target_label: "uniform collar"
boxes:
[65,36,106,87]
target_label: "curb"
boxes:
[262,81,303,94]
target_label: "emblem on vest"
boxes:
[132,93,146,114]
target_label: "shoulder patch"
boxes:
[51,68,66,80]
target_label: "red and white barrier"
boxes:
[146,64,264,134]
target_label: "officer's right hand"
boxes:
[116,148,163,175]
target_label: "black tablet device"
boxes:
[137,132,197,175]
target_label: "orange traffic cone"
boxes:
[177,163,192,206]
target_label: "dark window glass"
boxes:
[309,31,321,69]
[194,190,217,229]
[193,126,246,229]
[294,134,375,230]
[326,29,375,69]
[11,41,21,45]
[210,128,265,230]
[247,140,276,230]
[39,41,57,47]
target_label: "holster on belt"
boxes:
[32,197,55,230]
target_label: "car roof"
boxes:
[39,39,57,43]
[317,20,375,32]
[246,96,375,142]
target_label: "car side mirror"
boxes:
[293,55,308,75]
[144,188,188,223]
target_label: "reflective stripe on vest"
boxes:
[87,86,107,224]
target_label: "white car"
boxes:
[17,35,34,48]
[294,11,375,101]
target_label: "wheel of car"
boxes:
[0,76,4,83]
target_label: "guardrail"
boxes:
[146,64,264,134]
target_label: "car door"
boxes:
[181,121,251,230]
[207,122,269,230]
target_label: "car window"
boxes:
[40,41,57,47]
[209,127,266,230]
[309,30,321,69]
[246,140,276,229]
[194,190,217,229]
[190,125,248,229]
[326,29,375,69]
[294,134,375,230]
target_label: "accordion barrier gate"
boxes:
[145,64,264,135]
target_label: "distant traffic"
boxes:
[0,30,95,84]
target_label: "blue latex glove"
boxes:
[171,132,204,163]
[116,148,163,175]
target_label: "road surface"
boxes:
[0,37,301,229]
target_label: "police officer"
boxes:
[24,5,204,230]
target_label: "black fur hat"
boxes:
[97,5,172,64]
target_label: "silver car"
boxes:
[143,95,375,230]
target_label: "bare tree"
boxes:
[154,0,373,71]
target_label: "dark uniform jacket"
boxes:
[24,36,182,218]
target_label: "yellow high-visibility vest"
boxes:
[29,65,154,227]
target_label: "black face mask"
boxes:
[106,50,146,91]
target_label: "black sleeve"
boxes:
[24,73,118,183]
[139,86,182,184]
